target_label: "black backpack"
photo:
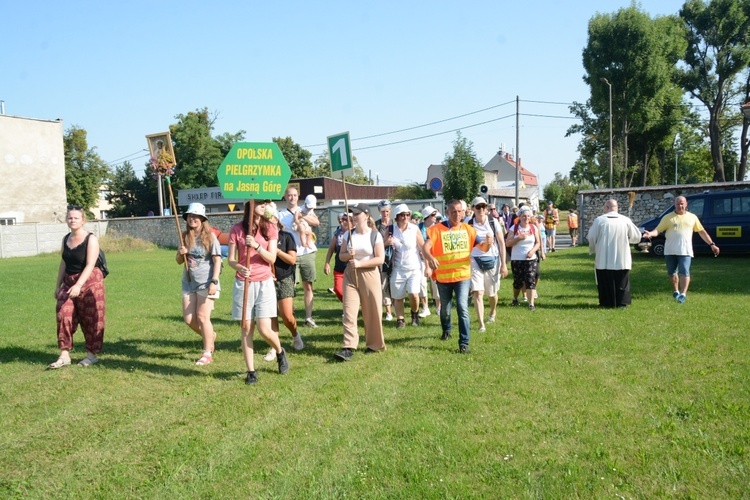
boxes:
[382,224,395,275]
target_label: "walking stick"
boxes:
[241,199,255,330]
[165,176,189,281]
[341,173,358,287]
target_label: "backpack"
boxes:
[382,224,395,275]
[64,233,109,278]
[469,215,502,246]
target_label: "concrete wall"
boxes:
[2,202,448,258]
[579,181,750,242]
[0,115,67,224]
[0,220,108,258]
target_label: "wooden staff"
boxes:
[165,176,189,280]
[241,199,255,330]
[341,173,358,287]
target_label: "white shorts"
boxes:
[419,274,428,298]
[231,278,277,321]
[470,261,500,296]
[389,268,421,300]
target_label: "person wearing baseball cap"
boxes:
[417,205,440,318]
[375,200,395,321]
[334,202,386,361]
[468,196,507,332]
[543,200,560,252]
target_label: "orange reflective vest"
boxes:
[425,222,477,283]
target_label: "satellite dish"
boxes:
[479,185,489,194]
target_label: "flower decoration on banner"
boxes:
[148,152,175,179]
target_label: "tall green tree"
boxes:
[274,137,315,178]
[542,173,586,211]
[63,125,110,212]
[572,5,686,187]
[168,108,244,189]
[107,161,159,217]
[679,0,750,182]
[441,133,484,202]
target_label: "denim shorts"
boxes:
[665,255,691,276]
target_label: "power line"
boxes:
[106,150,149,165]
[303,100,516,148]
[351,114,516,152]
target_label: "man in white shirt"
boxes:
[587,199,642,308]
[278,187,320,327]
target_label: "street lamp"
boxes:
[675,149,684,186]
[600,78,613,189]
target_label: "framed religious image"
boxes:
[146,132,176,167]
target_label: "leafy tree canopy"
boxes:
[442,133,484,202]
[64,125,110,214]
[393,182,435,200]
[313,150,372,185]
[168,108,245,189]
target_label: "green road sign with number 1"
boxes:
[327,132,353,177]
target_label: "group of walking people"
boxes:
[49,193,718,385]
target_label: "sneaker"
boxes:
[411,311,419,327]
[245,371,258,385]
[327,287,335,294]
[364,347,379,354]
[511,299,519,307]
[529,304,536,311]
[677,293,686,304]
[440,331,451,341]
[673,291,680,299]
[385,313,393,321]
[293,334,304,351]
[334,348,353,361]
[305,318,317,328]
[418,307,431,318]
[522,295,528,302]
[263,348,277,362]
[276,349,289,374]
[487,314,496,323]
[396,318,406,329]
[479,326,486,333]
[458,345,471,354]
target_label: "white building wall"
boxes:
[0,115,67,223]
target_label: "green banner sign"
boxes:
[217,142,291,199]
[327,131,353,177]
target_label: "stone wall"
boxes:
[579,181,750,243]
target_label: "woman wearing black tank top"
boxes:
[49,207,106,369]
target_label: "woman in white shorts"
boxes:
[228,201,289,385]
[388,204,426,328]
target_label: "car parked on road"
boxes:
[636,190,750,256]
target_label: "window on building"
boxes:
[0,218,17,225]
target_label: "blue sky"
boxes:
[2,0,686,188]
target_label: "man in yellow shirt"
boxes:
[643,196,720,303]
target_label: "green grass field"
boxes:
[1,244,748,498]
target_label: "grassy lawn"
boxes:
[0,244,748,498]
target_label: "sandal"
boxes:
[48,356,71,369]
[195,352,213,366]
[77,354,99,367]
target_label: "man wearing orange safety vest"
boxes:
[422,199,491,354]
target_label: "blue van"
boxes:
[636,189,750,256]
